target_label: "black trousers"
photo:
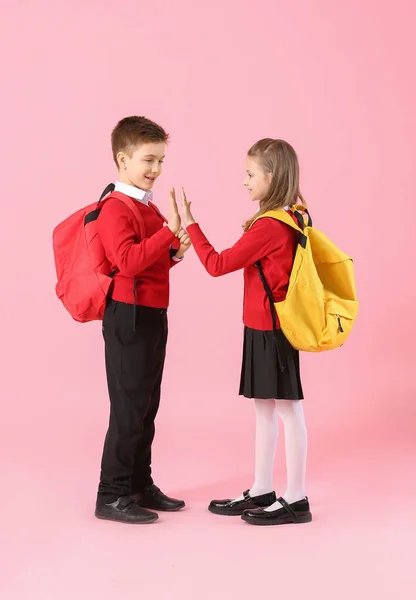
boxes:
[97,300,168,505]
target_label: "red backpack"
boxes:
[52,184,146,322]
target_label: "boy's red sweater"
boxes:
[97,195,179,308]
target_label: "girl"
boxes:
[178,139,312,526]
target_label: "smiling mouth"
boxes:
[145,176,156,181]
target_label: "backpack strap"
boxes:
[98,183,116,202]
[108,192,147,240]
[252,207,313,370]
[291,204,313,229]
[252,209,303,231]
[254,260,286,373]
[253,209,309,249]
[97,184,148,331]
[97,184,147,240]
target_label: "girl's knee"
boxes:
[254,398,278,418]
[276,399,303,420]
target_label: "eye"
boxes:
[159,160,164,164]
[247,174,252,178]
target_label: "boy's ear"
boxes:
[117,151,127,170]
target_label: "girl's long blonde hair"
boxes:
[243,139,306,231]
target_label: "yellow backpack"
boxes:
[252,206,358,352]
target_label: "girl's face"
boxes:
[243,156,272,202]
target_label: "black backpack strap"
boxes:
[84,183,116,226]
[98,183,116,204]
[293,208,313,230]
[254,260,285,372]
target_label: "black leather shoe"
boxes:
[242,496,312,525]
[135,485,185,512]
[208,489,276,516]
[95,496,158,524]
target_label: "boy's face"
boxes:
[117,142,166,191]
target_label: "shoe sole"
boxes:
[208,506,247,516]
[241,512,313,526]
[138,503,186,512]
[94,510,159,524]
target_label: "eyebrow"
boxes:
[143,154,165,159]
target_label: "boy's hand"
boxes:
[180,187,196,227]
[175,228,192,259]
[168,188,181,235]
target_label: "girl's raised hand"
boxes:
[180,187,196,227]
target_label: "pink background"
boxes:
[1,0,415,598]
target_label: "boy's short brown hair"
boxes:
[111,116,169,167]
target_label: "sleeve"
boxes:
[169,252,184,268]
[97,198,176,277]
[186,219,292,277]
[169,236,183,268]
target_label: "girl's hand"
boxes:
[180,187,196,227]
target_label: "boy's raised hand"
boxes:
[168,188,181,235]
[180,187,196,227]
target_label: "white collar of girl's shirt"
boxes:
[114,181,153,205]
[256,205,290,212]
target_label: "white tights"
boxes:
[235,398,308,510]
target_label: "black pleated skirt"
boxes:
[239,327,304,400]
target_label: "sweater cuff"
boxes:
[161,224,177,244]
[186,223,206,245]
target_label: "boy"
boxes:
[95,116,190,524]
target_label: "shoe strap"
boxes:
[243,489,250,500]
[145,484,161,494]
[115,496,136,510]
[277,497,300,522]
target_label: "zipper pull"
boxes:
[337,315,344,333]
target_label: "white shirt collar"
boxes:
[114,181,153,206]
[256,205,290,213]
